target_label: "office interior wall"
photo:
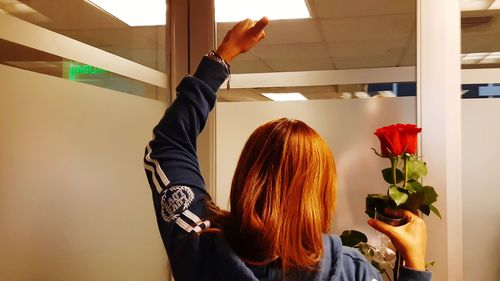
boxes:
[0,65,169,281]
[215,97,416,239]
[462,99,500,281]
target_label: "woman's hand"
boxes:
[216,17,269,64]
[368,209,427,271]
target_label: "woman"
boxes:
[144,17,431,281]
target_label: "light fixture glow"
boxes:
[86,0,166,26]
[262,93,307,101]
[489,0,500,9]
[460,0,500,11]
[215,0,310,22]
[461,0,490,11]
[462,52,500,64]
[481,52,500,64]
[461,52,489,64]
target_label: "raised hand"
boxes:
[216,17,269,64]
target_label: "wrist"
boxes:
[403,254,426,271]
[215,46,238,64]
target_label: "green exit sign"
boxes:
[64,61,107,81]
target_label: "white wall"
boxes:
[0,65,169,280]
[462,99,500,281]
[215,97,416,240]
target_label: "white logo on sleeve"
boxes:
[161,186,195,222]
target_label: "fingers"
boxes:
[367,218,396,239]
[251,17,269,33]
[216,17,268,62]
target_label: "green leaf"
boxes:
[407,179,424,192]
[402,192,425,212]
[429,204,442,219]
[389,186,409,206]
[340,230,368,247]
[381,168,404,184]
[423,186,438,205]
[407,158,428,180]
[420,205,431,216]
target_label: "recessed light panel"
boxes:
[461,52,489,64]
[481,52,500,64]
[215,0,310,22]
[86,0,166,26]
[462,52,500,64]
[461,0,500,11]
[262,93,308,101]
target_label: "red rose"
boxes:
[374,124,422,157]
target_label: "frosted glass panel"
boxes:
[216,97,416,237]
[0,64,168,281]
[462,99,500,281]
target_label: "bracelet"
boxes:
[205,50,231,89]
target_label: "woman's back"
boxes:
[143,17,431,281]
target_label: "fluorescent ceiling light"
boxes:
[461,0,491,11]
[461,52,500,64]
[86,0,166,26]
[215,0,310,22]
[262,93,307,101]
[490,0,500,9]
[461,0,500,11]
[354,92,371,99]
[481,52,500,64]
[461,52,489,64]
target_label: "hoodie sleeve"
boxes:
[143,57,228,278]
[398,266,432,281]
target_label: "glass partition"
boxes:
[461,1,500,99]
[217,82,416,102]
[0,0,167,99]
[461,1,500,69]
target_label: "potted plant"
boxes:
[366,124,440,219]
[342,124,441,281]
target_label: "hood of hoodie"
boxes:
[207,234,347,281]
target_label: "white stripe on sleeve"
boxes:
[145,142,170,189]
[144,164,163,194]
[183,210,202,224]
[175,217,194,233]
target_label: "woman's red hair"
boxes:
[210,118,336,271]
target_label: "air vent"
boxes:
[462,16,494,29]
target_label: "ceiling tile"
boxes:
[461,15,500,36]
[265,57,334,72]
[311,0,415,19]
[320,15,415,42]
[260,19,322,45]
[217,18,323,46]
[463,34,500,53]
[252,43,329,60]
[398,54,416,67]
[327,38,408,58]
[332,48,403,69]
[231,59,273,73]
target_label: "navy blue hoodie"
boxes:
[144,57,432,281]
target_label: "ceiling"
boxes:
[217,0,500,74]
[1,0,499,101]
[217,0,418,73]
